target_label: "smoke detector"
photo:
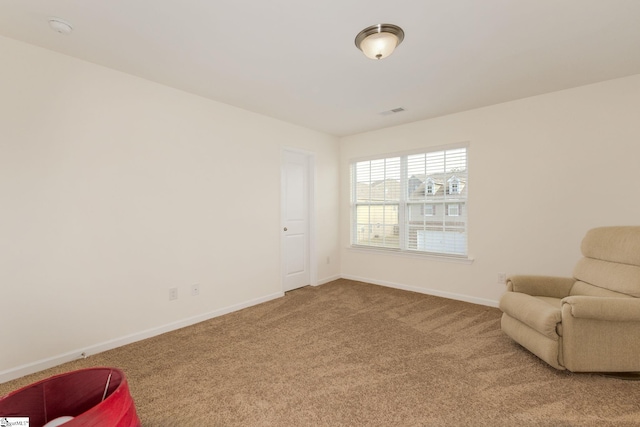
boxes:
[48,18,73,35]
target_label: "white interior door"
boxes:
[281,150,311,291]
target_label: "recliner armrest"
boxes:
[506,275,575,298]
[562,296,640,322]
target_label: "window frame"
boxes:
[350,142,470,260]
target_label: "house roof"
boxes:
[409,172,468,199]
[1,1,640,136]
[355,171,467,201]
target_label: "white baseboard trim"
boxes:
[0,291,284,384]
[315,274,341,286]
[341,274,499,308]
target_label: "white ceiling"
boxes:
[2,0,640,136]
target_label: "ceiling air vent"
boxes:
[380,107,406,116]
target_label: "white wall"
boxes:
[0,36,340,380]
[339,74,640,306]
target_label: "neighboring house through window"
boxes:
[351,143,468,257]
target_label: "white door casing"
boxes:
[281,149,315,291]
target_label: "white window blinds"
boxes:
[351,145,468,257]
[352,157,401,249]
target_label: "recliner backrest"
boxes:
[571,226,640,298]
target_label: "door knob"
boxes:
[283,227,288,231]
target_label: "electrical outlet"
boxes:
[326,256,330,264]
[169,287,178,301]
[498,272,507,285]
[191,284,200,296]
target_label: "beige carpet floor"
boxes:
[2,279,639,426]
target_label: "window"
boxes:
[421,204,435,216]
[425,178,435,195]
[352,157,401,249]
[448,177,460,195]
[351,144,468,256]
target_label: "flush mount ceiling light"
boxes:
[48,17,73,35]
[355,23,404,60]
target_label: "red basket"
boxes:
[0,367,140,426]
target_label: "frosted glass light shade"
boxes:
[360,32,399,60]
[355,24,404,60]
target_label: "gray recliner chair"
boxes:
[499,226,640,372]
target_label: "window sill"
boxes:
[347,246,474,265]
